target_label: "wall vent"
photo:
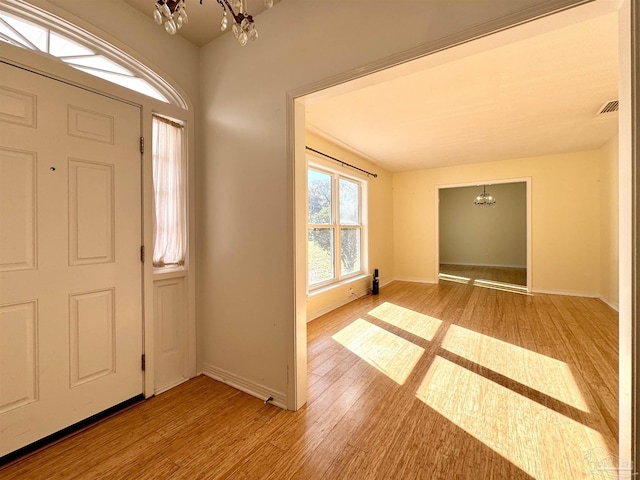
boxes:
[596,100,619,115]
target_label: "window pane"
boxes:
[341,228,361,276]
[308,169,332,224]
[0,13,47,52]
[68,66,169,103]
[0,18,35,49]
[309,228,334,285]
[152,116,186,268]
[339,178,359,225]
[65,55,134,76]
[49,31,94,57]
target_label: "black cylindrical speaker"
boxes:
[372,269,379,295]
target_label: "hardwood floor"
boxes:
[440,263,527,286]
[1,281,618,479]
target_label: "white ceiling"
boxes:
[122,0,277,46]
[304,11,619,172]
[121,2,618,174]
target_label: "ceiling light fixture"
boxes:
[153,0,273,46]
[474,185,496,207]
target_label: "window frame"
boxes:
[152,114,188,272]
[307,163,366,291]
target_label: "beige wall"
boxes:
[305,131,394,321]
[394,150,603,296]
[600,135,619,309]
[439,183,527,268]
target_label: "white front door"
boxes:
[0,62,143,457]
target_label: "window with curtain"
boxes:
[308,166,364,289]
[152,115,186,268]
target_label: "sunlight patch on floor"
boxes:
[416,356,610,480]
[332,318,424,385]
[441,324,589,412]
[474,278,532,295]
[474,278,528,291]
[367,302,442,341]
[438,273,472,285]
[439,273,531,295]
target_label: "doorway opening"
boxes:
[437,180,530,292]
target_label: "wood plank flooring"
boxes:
[0,281,618,479]
[440,263,527,286]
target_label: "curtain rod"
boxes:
[305,146,378,178]
[152,113,184,129]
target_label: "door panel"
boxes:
[154,277,187,392]
[67,105,114,144]
[0,148,36,271]
[0,301,38,414]
[0,85,36,127]
[69,288,115,387]
[0,62,142,457]
[68,159,115,265]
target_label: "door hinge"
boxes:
[140,136,144,154]
[140,245,145,263]
[141,354,146,371]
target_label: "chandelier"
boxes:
[153,0,273,46]
[473,185,496,207]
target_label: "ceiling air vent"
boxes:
[596,100,619,115]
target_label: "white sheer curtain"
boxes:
[152,115,186,268]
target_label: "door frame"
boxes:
[628,0,638,472]
[434,178,532,291]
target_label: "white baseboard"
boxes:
[531,288,620,312]
[392,277,438,284]
[598,296,619,312]
[307,287,368,322]
[531,288,600,298]
[304,276,619,318]
[439,262,526,269]
[202,363,287,410]
[307,278,397,322]
[392,280,611,307]
[154,377,190,396]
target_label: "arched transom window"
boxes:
[0,1,186,109]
